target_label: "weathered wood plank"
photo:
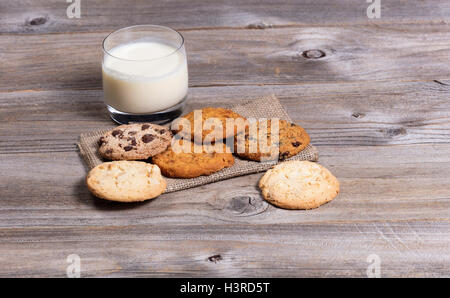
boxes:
[0,222,448,277]
[2,0,450,34]
[2,24,450,91]
[1,81,449,154]
[0,143,449,228]
[2,1,450,278]
[1,83,448,226]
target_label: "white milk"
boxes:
[102,41,188,114]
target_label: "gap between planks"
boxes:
[2,19,450,36]
[2,78,450,94]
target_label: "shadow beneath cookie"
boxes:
[74,178,154,211]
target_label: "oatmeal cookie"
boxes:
[152,139,234,178]
[172,107,246,143]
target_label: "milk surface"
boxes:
[102,41,188,114]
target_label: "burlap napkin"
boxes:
[77,95,319,193]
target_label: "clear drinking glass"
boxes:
[102,25,188,124]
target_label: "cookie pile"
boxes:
[86,107,339,208]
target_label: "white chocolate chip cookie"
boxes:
[86,161,166,202]
[259,160,339,209]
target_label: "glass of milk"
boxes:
[102,25,188,124]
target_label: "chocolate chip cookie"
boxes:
[98,123,172,160]
[234,119,310,161]
[172,107,246,143]
[152,139,234,178]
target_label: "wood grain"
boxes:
[0,222,449,277]
[2,0,450,34]
[2,24,450,91]
[1,143,449,227]
[1,0,450,278]
[1,83,449,228]
[1,81,449,154]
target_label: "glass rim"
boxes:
[102,25,185,62]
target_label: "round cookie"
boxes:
[259,161,339,210]
[234,119,310,161]
[86,161,166,202]
[99,123,172,160]
[152,139,234,178]
[172,107,246,143]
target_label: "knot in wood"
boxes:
[352,112,365,119]
[208,254,222,263]
[302,49,326,59]
[28,16,48,26]
[223,192,269,217]
[385,127,407,137]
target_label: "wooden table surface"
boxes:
[1,0,449,277]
